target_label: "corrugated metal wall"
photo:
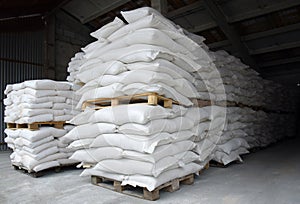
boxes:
[0,31,45,150]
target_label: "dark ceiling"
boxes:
[0,0,67,19]
[1,0,300,87]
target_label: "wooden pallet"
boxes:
[82,92,180,110]
[90,162,210,201]
[91,173,196,201]
[190,99,212,107]
[82,163,94,169]
[12,162,80,178]
[199,162,210,173]
[6,121,65,130]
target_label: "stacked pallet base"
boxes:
[66,91,212,201]
[90,163,209,201]
[6,121,78,177]
[82,92,180,110]
[6,121,66,130]
[12,162,79,178]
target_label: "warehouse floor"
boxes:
[0,138,299,204]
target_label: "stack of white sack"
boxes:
[63,6,296,172]
[212,107,250,165]
[186,105,226,163]
[4,80,80,123]
[66,6,225,158]
[208,50,296,164]
[177,29,248,165]
[66,52,85,84]
[3,80,80,171]
[65,53,87,112]
[60,7,229,191]
[213,50,296,112]
[4,125,78,172]
[64,104,212,191]
[212,105,296,165]
[205,51,251,164]
[242,109,296,148]
[212,50,261,106]
[70,6,226,108]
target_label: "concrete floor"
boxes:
[0,138,299,204]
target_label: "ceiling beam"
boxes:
[242,22,300,41]
[167,0,300,34]
[203,0,259,70]
[167,1,205,19]
[250,41,300,55]
[81,0,131,24]
[151,0,168,15]
[57,9,91,37]
[260,56,300,67]
[208,40,230,49]
[44,0,71,18]
[207,22,300,49]
[188,22,217,33]
[227,0,300,23]
[0,15,44,32]
[167,1,215,33]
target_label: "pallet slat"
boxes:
[82,92,180,110]
[82,163,94,169]
[6,121,66,130]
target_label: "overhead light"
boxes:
[297,83,300,87]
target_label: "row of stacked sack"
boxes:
[4,80,80,172]
[61,7,296,191]
[3,7,297,190]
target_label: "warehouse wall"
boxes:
[54,11,93,80]
[0,31,45,150]
[0,13,92,150]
